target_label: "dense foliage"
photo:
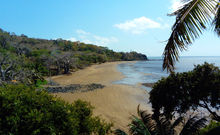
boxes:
[0,28,147,84]
[0,84,112,135]
[150,63,220,121]
[199,121,220,135]
[115,106,208,135]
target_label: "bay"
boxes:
[113,56,220,91]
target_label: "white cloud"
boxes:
[170,0,184,12]
[67,37,78,42]
[68,29,118,46]
[93,35,118,45]
[114,16,162,34]
[76,29,90,35]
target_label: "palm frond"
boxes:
[137,105,176,134]
[129,115,152,135]
[180,116,207,135]
[114,129,128,135]
[137,105,157,133]
[157,117,175,135]
[163,0,216,72]
[171,116,184,129]
[213,2,220,35]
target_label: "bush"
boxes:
[199,121,220,135]
[150,63,220,121]
[0,84,112,135]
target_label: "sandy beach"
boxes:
[51,61,151,130]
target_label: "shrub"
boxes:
[150,63,220,121]
[0,84,112,135]
[199,121,220,135]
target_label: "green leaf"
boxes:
[163,0,217,72]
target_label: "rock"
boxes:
[142,83,155,88]
[46,83,105,93]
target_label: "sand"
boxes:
[51,61,151,131]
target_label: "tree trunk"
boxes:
[63,63,69,74]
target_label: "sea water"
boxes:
[113,56,220,91]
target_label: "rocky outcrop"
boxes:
[46,83,105,93]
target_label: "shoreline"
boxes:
[51,61,151,130]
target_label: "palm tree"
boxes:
[115,105,207,135]
[163,0,220,72]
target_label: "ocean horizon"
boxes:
[114,56,220,91]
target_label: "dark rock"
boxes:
[46,83,105,93]
[47,79,60,86]
[142,83,155,88]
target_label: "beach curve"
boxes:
[51,61,151,131]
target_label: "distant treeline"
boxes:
[0,28,147,84]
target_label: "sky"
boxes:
[0,0,220,57]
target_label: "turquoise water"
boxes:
[113,56,220,91]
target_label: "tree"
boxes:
[115,105,207,135]
[0,35,7,49]
[150,63,220,122]
[163,0,219,72]
[0,84,112,134]
[48,51,76,75]
[0,52,43,85]
[60,52,75,74]
[0,54,14,82]
[14,44,31,56]
[0,27,148,78]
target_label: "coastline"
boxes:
[51,61,151,130]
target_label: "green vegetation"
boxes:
[115,105,208,135]
[199,121,220,135]
[150,62,220,121]
[0,28,148,134]
[163,0,220,72]
[0,28,147,85]
[116,63,220,135]
[0,84,112,135]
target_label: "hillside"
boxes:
[0,28,147,84]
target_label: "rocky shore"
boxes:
[46,83,105,93]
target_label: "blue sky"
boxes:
[1,0,220,56]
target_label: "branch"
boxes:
[202,100,220,121]
[5,62,13,74]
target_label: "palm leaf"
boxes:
[129,115,152,135]
[163,0,216,72]
[137,105,157,133]
[171,116,184,129]
[138,105,175,135]
[114,129,128,135]
[213,1,220,35]
[180,116,207,135]
[157,117,175,135]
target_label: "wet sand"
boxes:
[51,61,151,130]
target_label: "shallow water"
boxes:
[113,56,220,91]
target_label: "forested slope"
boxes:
[0,28,147,84]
